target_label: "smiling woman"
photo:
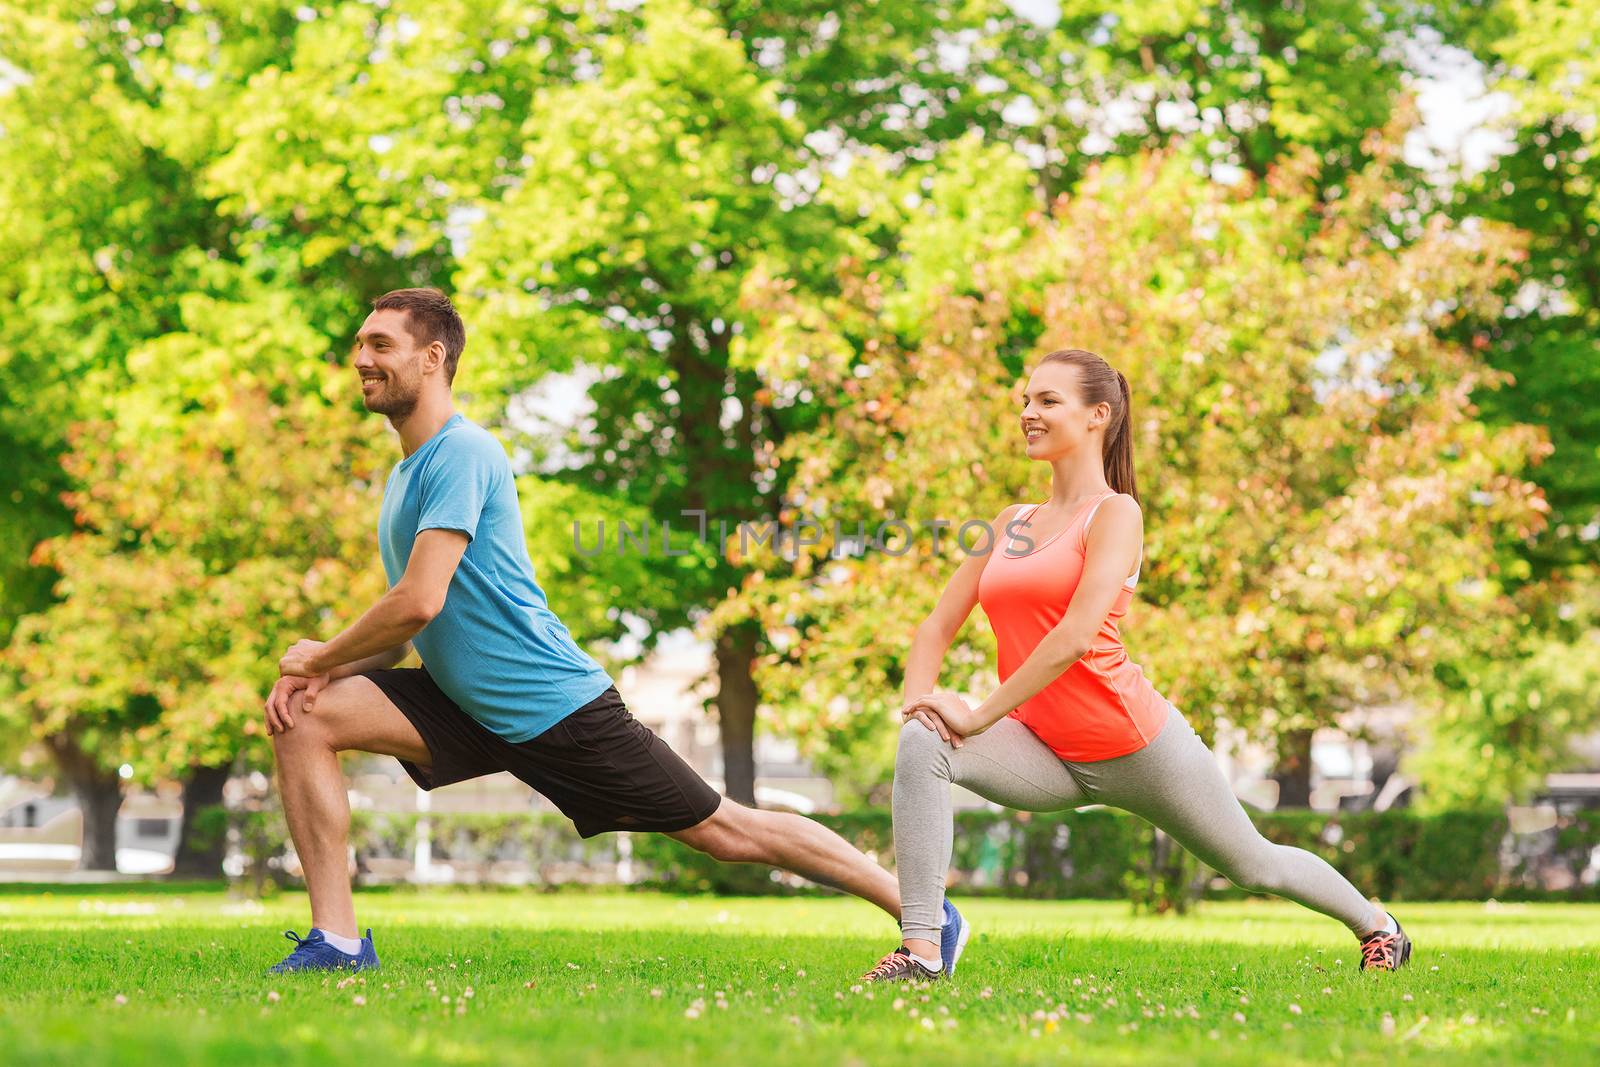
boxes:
[871,348,1413,984]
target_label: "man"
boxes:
[263,288,966,974]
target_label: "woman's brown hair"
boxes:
[1038,349,1139,503]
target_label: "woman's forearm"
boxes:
[973,631,1086,725]
[902,622,954,704]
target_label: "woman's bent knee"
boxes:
[897,718,952,769]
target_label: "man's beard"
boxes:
[364,379,420,419]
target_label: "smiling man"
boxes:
[262,288,916,974]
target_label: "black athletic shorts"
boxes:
[360,667,723,838]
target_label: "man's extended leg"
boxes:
[270,676,433,937]
[667,800,902,918]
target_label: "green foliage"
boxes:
[4,0,1596,814]
[731,132,1552,798]
[0,1,228,638]
[457,0,812,674]
[1412,582,1600,810]
[1477,1,1600,135]
[0,295,390,782]
[348,811,621,873]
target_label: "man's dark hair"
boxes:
[371,287,467,384]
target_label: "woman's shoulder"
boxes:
[1086,492,1142,535]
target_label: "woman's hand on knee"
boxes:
[901,704,964,748]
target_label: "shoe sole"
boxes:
[267,957,379,976]
[945,913,971,977]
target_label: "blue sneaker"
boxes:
[268,928,379,974]
[940,899,971,977]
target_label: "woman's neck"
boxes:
[1044,450,1111,507]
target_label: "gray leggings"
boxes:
[893,704,1380,943]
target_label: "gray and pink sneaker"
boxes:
[860,947,944,983]
[1358,914,1412,972]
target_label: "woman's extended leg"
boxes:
[1072,706,1385,936]
[893,716,1090,953]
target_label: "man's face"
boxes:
[353,308,429,418]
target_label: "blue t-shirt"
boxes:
[377,412,614,742]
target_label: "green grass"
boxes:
[0,885,1595,1065]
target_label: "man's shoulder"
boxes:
[432,417,512,470]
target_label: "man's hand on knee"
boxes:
[264,674,310,735]
[301,672,332,713]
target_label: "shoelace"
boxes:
[1360,933,1397,970]
[279,930,326,965]
[861,950,911,982]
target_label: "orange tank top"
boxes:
[977,490,1169,762]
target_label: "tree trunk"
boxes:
[1271,728,1315,809]
[170,762,231,878]
[715,622,760,806]
[46,734,124,871]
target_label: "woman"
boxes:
[861,349,1411,982]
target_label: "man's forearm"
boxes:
[308,589,434,675]
[329,641,413,680]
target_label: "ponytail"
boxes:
[1104,370,1138,502]
[1038,349,1140,504]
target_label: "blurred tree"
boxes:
[1409,0,1600,802]
[723,133,1550,803]
[0,1,228,644]
[1411,581,1600,810]
[717,0,1432,197]
[458,0,814,802]
[141,0,613,345]
[1450,0,1600,568]
[5,0,1583,820]
[1019,0,1431,195]
[0,294,389,869]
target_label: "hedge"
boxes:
[227,806,1600,904]
[625,809,1513,905]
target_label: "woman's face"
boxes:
[1019,361,1106,460]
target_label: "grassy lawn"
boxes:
[0,884,1595,1065]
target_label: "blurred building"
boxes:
[0,779,180,877]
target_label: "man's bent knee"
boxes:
[271,691,333,759]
